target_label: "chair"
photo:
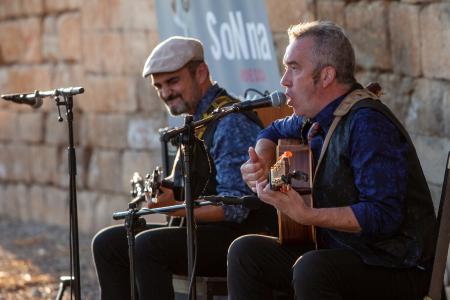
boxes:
[173,275,227,300]
[424,151,450,300]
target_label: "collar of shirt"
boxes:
[192,82,225,121]
[310,89,353,135]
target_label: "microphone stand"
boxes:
[55,93,82,300]
[112,200,215,300]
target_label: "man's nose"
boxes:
[280,71,291,87]
[160,86,172,100]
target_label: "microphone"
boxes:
[1,87,85,108]
[199,195,261,210]
[236,91,287,111]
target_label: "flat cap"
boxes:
[142,36,204,78]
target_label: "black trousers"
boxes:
[92,222,246,300]
[227,234,431,300]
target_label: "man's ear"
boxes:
[321,66,336,88]
[195,62,209,84]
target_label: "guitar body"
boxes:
[273,139,316,245]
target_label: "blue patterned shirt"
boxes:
[194,84,262,223]
[258,93,409,239]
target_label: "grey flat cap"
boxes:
[142,36,204,77]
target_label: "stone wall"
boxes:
[0,0,449,237]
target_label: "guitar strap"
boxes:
[196,95,239,140]
[313,88,380,179]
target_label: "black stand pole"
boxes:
[125,206,138,300]
[180,115,197,299]
[56,94,81,300]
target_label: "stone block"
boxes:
[81,0,156,31]
[0,0,22,19]
[45,186,69,227]
[4,184,31,221]
[411,134,450,186]
[406,79,450,137]
[17,111,44,143]
[0,18,42,64]
[58,12,82,61]
[0,144,9,181]
[29,145,59,184]
[29,185,47,222]
[5,184,22,219]
[420,3,450,80]
[80,113,128,149]
[377,73,415,124]
[135,77,167,115]
[79,75,137,113]
[5,144,32,182]
[123,30,158,74]
[50,63,85,95]
[44,110,81,145]
[127,117,166,150]
[42,15,59,62]
[45,0,81,12]
[317,0,346,27]
[389,2,421,76]
[122,149,161,193]
[0,184,5,216]
[94,193,128,232]
[81,0,122,30]
[83,31,125,74]
[265,0,315,32]
[87,149,123,193]
[77,190,99,233]
[16,183,31,222]
[0,0,43,19]
[0,111,18,142]
[120,0,157,30]
[272,32,289,75]
[21,0,44,16]
[345,1,391,70]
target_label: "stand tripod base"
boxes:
[55,275,74,300]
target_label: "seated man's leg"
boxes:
[227,234,309,300]
[293,248,431,300]
[92,225,130,300]
[134,224,245,299]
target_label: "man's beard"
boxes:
[164,94,191,116]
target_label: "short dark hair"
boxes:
[184,60,204,76]
[288,21,356,85]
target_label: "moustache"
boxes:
[163,94,181,102]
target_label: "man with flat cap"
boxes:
[91,36,277,299]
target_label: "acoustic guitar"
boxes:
[269,139,316,245]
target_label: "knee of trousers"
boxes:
[134,230,167,261]
[292,250,332,291]
[92,228,116,258]
[228,235,266,270]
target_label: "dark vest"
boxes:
[313,94,437,268]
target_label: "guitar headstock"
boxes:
[130,172,145,198]
[129,166,163,202]
[146,166,163,201]
[269,150,310,193]
[269,151,293,192]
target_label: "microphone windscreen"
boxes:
[270,91,287,107]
